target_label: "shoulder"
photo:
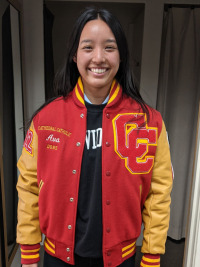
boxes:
[32,94,73,126]
[121,94,162,120]
[38,94,73,115]
[121,94,163,133]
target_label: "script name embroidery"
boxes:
[46,134,60,143]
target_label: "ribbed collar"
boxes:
[73,77,122,108]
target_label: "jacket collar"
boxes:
[73,77,122,108]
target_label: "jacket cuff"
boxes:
[20,243,40,264]
[140,254,160,267]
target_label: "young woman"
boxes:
[16,7,173,267]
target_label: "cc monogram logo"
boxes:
[112,113,157,174]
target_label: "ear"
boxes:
[73,54,77,63]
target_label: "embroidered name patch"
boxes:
[46,134,60,143]
[112,113,157,174]
[38,125,72,137]
[23,129,34,156]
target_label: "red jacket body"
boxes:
[17,79,173,266]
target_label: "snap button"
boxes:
[72,170,76,174]
[106,228,110,233]
[106,171,111,176]
[106,142,111,147]
[106,200,111,205]
[106,113,110,119]
[76,142,81,147]
[66,248,70,252]
[108,261,112,266]
[70,198,74,202]
[68,225,72,230]
[80,113,84,118]
[67,257,70,261]
[107,251,111,256]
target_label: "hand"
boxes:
[22,264,38,267]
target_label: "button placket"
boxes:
[107,251,111,256]
[106,200,111,205]
[106,113,110,119]
[106,171,111,176]
[106,142,111,147]
[76,142,81,147]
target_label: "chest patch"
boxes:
[112,113,157,174]
[23,129,34,156]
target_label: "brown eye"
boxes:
[83,46,92,51]
[105,46,117,51]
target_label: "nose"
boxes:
[92,48,105,63]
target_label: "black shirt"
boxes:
[74,102,106,258]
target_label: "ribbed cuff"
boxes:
[140,254,160,267]
[20,243,40,264]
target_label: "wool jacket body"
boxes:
[16,78,173,266]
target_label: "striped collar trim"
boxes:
[74,77,122,107]
[75,77,84,105]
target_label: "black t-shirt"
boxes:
[74,101,106,258]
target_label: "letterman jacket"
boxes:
[16,77,173,266]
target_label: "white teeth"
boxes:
[90,68,107,74]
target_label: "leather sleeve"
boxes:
[16,120,41,263]
[141,120,173,254]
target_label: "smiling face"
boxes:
[75,19,120,103]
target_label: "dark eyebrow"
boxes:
[80,39,92,44]
[80,39,117,44]
[105,39,117,43]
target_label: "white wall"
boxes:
[183,105,200,267]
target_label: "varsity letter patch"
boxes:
[23,129,34,156]
[112,113,157,174]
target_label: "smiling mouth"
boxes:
[90,68,107,74]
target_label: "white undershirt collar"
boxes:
[84,94,109,105]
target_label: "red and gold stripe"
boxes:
[20,244,40,264]
[74,77,121,106]
[75,77,85,105]
[44,237,55,255]
[140,254,160,267]
[107,79,121,105]
[122,241,136,258]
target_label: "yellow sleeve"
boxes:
[16,120,42,245]
[141,121,173,254]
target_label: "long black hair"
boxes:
[29,7,149,126]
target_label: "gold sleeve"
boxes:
[16,121,42,245]
[141,121,173,254]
